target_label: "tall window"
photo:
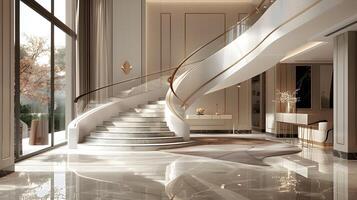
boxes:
[15,0,76,158]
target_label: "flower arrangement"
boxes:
[196,107,205,115]
[275,90,298,103]
[274,90,299,113]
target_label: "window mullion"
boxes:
[50,0,55,147]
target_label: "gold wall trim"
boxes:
[160,13,172,72]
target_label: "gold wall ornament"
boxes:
[121,61,133,75]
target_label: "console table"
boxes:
[275,113,321,125]
[275,113,331,146]
[186,115,233,133]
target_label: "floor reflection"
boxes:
[0,134,356,200]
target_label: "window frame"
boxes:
[14,0,77,161]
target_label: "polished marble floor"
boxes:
[0,134,357,200]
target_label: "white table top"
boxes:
[186,114,232,120]
[275,113,323,125]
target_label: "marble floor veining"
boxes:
[0,134,357,200]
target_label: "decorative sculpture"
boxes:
[196,107,205,115]
[121,61,133,75]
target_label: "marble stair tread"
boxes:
[96,126,170,131]
[131,107,165,110]
[148,101,165,105]
[90,132,176,137]
[138,103,165,107]
[86,136,184,144]
[93,130,174,134]
[128,109,165,113]
[87,136,182,140]
[111,117,166,122]
[103,121,167,126]
[118,113,165,117]
[83,141,195,151]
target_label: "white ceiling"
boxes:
[280,19,357,64]
[281,41,333,63]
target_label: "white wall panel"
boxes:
[113,0,142,84]
[160,13,171,70]
[0,0,15,174]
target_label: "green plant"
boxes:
[32,113,49,120]
[20,104,33,127]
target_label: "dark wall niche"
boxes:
[296,66,311,108]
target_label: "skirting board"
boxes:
[299,138,333,147]
[333,150,357,160]
[190,130,233,134]
[266,131,298,138]
[190,130,252,134]
[0,165,14,178]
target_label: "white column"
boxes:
[0,0,15,176]
[333,31,357,160]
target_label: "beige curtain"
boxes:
[77,0,113,110]
[90,0,113,99]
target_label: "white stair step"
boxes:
[82,141,195,151]
[112,117,166,122]
[119,113,165,117]
[96,126,170,132]
[85,136,184,144]
[128,108,165,113]
[103,121,167,127]
[91,132,175,137]
[94,130,174,134]
[148,100,165,105]
[138,104,165,109]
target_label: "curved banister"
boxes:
[74,67,177,103]
[168,0,273,101]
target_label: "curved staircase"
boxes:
[82,99,194,150]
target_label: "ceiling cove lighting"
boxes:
[280,41,326,62]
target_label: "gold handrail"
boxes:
[168,0,271,102]
[74,67,176,103]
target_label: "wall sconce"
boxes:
[121,61,133,75]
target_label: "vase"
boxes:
[285,102,295,113]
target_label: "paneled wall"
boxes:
[0,0,15,175]
[333,32,357,156]
[112,0,145,86]
[146,1,254,131]
[186,80,252,131]
[146,1,254,73]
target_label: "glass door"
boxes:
[18,1,52,156]
[15,0,76,159]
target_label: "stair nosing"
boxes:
[85,141,195,147]
[87,136,182,140]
